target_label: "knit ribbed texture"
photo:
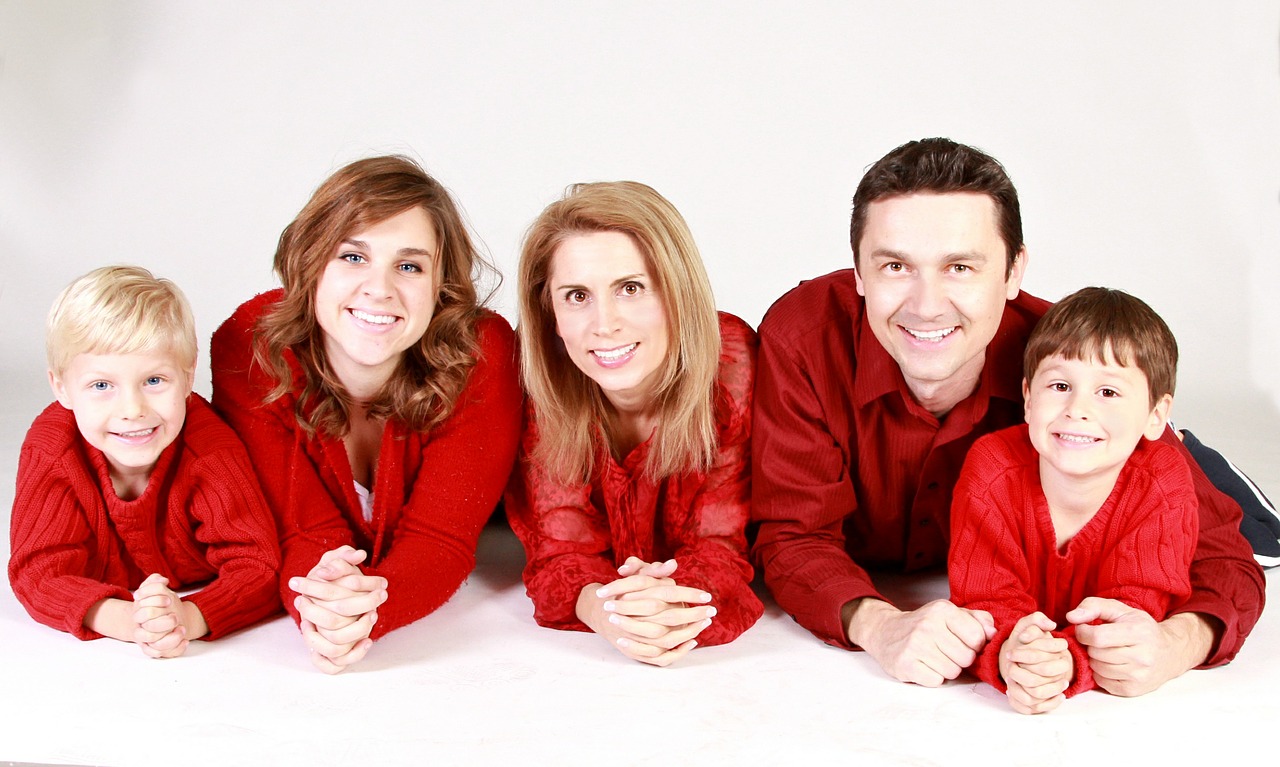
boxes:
[9,396,282,640]
[949,425,1197,696]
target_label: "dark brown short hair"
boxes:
[850,137,1023,276]
[1024,287,1178,405]
[256,155,491,436]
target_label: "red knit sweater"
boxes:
[210,290,523,639]
[948,424,1199,696]
[8,395,282,640]
[506,313,763,647]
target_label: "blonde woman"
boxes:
[507,181,762,666]
[211,156,521,673]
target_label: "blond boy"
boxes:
[9,266,280,657]
[949,287,1198,713]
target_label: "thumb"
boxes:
[971,608,997,639]
[1066,596,1132,626]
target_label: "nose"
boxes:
[1065,389,1092,421]
[117,386,148,420]
[593,297,621,336]
[906,272,948,321]
[361,263,394,298]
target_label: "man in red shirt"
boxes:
[752,137,1264,696]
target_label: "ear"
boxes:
[1005,247,1028,300]
[1144,393,1174,440]
[1022,377,1031,423]
[853,265,866,297]
[49,369,72,409]
[183,365,197,397]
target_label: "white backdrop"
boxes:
[3,4,1278,436]
[2,6,1279,765]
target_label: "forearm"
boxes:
[83,598,139,643]
[1163,611,1215,673]
[757,530,880,648]
[180,600,209,641]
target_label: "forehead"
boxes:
[1033,351,1148,384]
[63,349,188,376]
[860,192,1003,261]
[549,231,648,283]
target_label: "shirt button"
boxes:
[927,482,940,490]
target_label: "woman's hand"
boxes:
[576,558,717,667]
[289,546,388,673]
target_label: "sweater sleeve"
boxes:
[665,315,763,647]
[210,292,360,625]
[751,312,877,649]
[177,400,283,639]
[947,439,1041,693]
[505,410,622,633]
[8,425,132,640]
[1159,428,1266,666]
[356,315,523,638]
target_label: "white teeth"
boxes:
[592,343,637,361]
[906,327,956,341]
[351,308,396,325]
[116,427,156,438]
[1056,433,1099,444]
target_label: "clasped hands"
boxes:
[288,545,389,674]
[129,573,206,659]
[578,556,717,667]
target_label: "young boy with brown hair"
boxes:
[9,265,280,657]
[949,286,1197,713]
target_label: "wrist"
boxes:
[844,597,896,649]
[180,600,209,640]
[575,583,607,632]
[1165,612,1213,670]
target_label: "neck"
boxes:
[1040,459,1122,520]
[604,395,660,460]
[108,464,152,502]
[906,354,985,419]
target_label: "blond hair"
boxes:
[47,265,197,375]
[518,181,720,483]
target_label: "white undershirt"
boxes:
[354,480,374,523]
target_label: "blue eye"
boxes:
[340,252,366,264]
[90,381,110,392]
[398,262,422,274]
[146,376,164,386]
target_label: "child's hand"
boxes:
[999,612,1072,714]
[132,573,189,659]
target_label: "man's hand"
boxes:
[845,598,996,686]
[1067,597,1212,697]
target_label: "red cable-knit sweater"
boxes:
[506,312,764,647]
[210,289,523,639]
[8,395,282,640]
[948,424,1199,696]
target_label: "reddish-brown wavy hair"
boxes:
[255,155,492,436]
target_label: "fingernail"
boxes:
[700,619,712,628]
[602,601,616,612]
[617,638,630,648]
[288,577,301,590]
[689,641,698,649]
[595,587,610,598]
[705,606,717,618]
[697,592,712,602]
[665,559,676,566]
[608,615,620,625]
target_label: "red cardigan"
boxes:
[8,395,281,640]
[949,425,1198,697]
[506,312,763,647]
[210,289,523,639]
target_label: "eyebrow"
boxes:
[866,248,990,264]
[553,273,648,292]
[341,238,436,259]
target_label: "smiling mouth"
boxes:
[113,427,156,439]
[1054,432,1100,444]
[591,343,638,361]
[350,308,398,325]
[903,326,957,342]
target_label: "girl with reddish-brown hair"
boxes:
[211,155,521,673]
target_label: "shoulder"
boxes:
[963,425,1035,489]
[474,309,517,358]
[714,312,757,441]
[1126,435,1196,500]
[716,311,757,369]
[176,395,256,459]
[757,268,861,345]
[211,289,285,368]
[20,402,81,459]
